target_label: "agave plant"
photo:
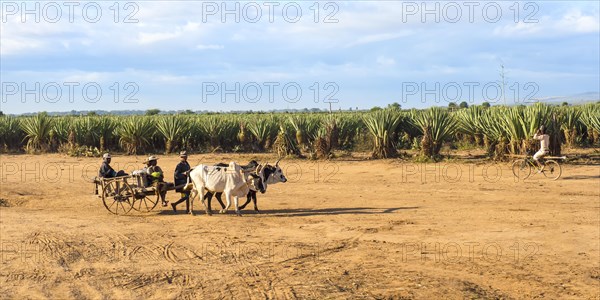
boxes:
[322,114,340,151]
[156,115,190,153]
[580,103,600,145]
[0,116,23,151]
[304,115,322,149]
[412,107,458,158]
[185,117,204,151]
[363,109,403,158]
[198,115,237,151]
[559,106,582,148]
[97,116,117,151]
[471,107,508,158]
[312,125,331,159]
[456,105,484,146]
[51,116,73,145]
[500,106,527,155]
[73,116,101,147]
[272,124,301,157]
[237,120,249,150]
[20,113,54,153]
[247,116,278,151]
[335,113,363,150]
[116,116,155,154]
[288,115,309,148]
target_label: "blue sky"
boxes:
[1,1,599,114]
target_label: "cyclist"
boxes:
[533,125,550,170]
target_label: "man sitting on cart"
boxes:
[98,153,127,178]
[145,155,170,207]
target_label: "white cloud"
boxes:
[494,9,599,37]
[0,38,43,55]
[376,56,396,66]
[231,33,245,41]
[153,74,193,84]
[493,22,543,37]
[0,19,68,55]
[63,72,108,83]
[196,44,224,50]
[182,22,201,31]
[558,10,599,33]
[431,65,460,75]
[346,31,412,48]
[137,31,181,44]
[136,21,203,44]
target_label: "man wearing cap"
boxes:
[98,153,127,178]
[145,156,169,207]
[171,151,191,213]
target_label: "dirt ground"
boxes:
[0,153,598,299]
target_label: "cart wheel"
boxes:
[102,180,134,215]
[131,192,159,212]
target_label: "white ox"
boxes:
[187,162,265,216]
[207,160,288,212]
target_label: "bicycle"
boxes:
[511,155,565,181]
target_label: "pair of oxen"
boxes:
[185,160,287,216]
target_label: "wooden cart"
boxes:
[92,174,180,215]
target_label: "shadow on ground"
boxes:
[560,174,600,180]
[258,206,419,217]
[156,206,420,217]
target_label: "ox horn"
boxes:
[275,158,281,166]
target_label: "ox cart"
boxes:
[92,173,182,215]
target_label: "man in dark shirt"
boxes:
[171,151,191,213]
[98,153,127,178]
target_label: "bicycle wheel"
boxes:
[542,160,562,180]
[512,159,532,180]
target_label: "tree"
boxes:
[561,102,569,106]
[87,111,97,116]
[370,106,382,112]
[387,102,401,110]
[459,101,469,109]
[145,109,160,116]
[448,102,457,110]
[481,102,491,108]
[0,111,4,117]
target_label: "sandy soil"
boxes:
[0,153,598,299]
